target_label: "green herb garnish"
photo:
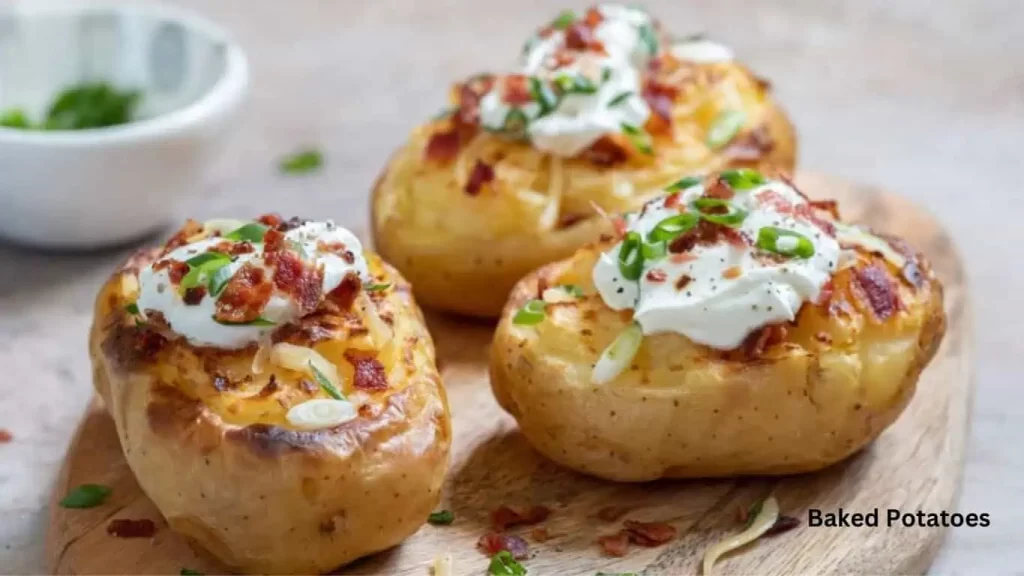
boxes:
[719,168,765,190]
[309,360,345,400]
[550,9,576,29]
[59,484,111,509]
[212,316,276,327]
[427,510,455,525]
[0,108,30,129]
[666,175,702,192]
[180,570,204,576]
[513,299,547,325]
[608,91,633,107]
[502,108,530,138]
[601,67,613,83]
[179,252,232,292]
[639,23,660,56]
[692,198,748,227]
[488,550,527,576]
[286,239,312,260]
[560,284,584,298]
[224,223,269,243]
[554,74,598,95]
[641,240,666,260]
[125,303,140,315]
[706,109,746,149]
[365,282,392,292]
[621,123,654,155]
[648,213,699,244]
[618,231,645,280]
[207,265,235,297]
[756,227,815,258]
[530,77,559,116]
[279,149,323,175]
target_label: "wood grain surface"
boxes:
[46,173,971,575]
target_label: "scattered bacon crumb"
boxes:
[611,216,628,238]
[583,135,628,166]
[344,349,389,391]
[107,519,156,538]
[256,213,284,228]
[214,263,274,324]
[268,250,324,315]
[0,429,12,443]
[817,279,835,306]
[584,6,604,26]
[705,177,736,200]
[263,228,285,253]
[664,192,682,209]
[742,324,788,358]
[465,160,495,196]
[327,272,362,310]
[623,520,677,546]
[502,75,533,106]
[153,259,190,285]
[530,527,551,543]
[808,199,840,220]
[765,515,801,536]
[854,265,900,320]
[161,219,204,254]
[182,286,206,306]
[477,532,529,560]
[597,531,630,557]
[491,505,552,531]
[722,266,742,279]
[596,505,631,522]
[645,268,667,283]
[675,274,693,290]
[425,129,462,163]
[565,21,597,51]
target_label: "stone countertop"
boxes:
[1,0,1022,573]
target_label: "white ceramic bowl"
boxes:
[0,1,248,248]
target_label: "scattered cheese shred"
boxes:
[702,496,780,574]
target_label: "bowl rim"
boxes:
[0,0,249,146]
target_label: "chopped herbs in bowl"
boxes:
[0,82,142,131]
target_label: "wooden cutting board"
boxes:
[46,173,972,575]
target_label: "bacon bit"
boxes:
[642,80,678,132]
[611,216,628,238]
[530,527,551,543]
[854,265,900,320]
[765,515,801,536]
[425,129,462,163]
[256,213,284,228]
[224,240,257,256]
[794,203,836,237]
[491,505,552,531]
[755,188,793,213]
[254,375,279,398]
[107,519,156,538]
[502,75,533,106]
[723,125,775,161]
[344,349,388,391]
[668,232,696,254]
[153,259,190,285]
[161,219,204,254]
[670,253,696,266]
[675,274,693,290]
[477,532,529,560]
[552,51,576,68]
[214,264,274,324]
[584,7,604,26]
[623,520,677,546]
[808,199,840,220]
[817,279,835,305]
[465,160,495,196]
[263,228,285,253]
[269,250,324,315]
[722,266,742,279]
[596,505,631,522]
[597,532,630,557]
[742,324,788,358]
[0,428,12,443]
[646,268,667,283]
[583,135,628,166]
[664,192,683,209]
[182,286,207,306]
[565,22,596,51]
[327,272,361,310]
[705,177,736,200]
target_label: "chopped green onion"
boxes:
[0,108,30,129]
[666,175,702,192]
[706,109,746,149]
[59,484,111,509]
[608,91,633,107]
[618,231,645,280]
[207,265,234,297]
[180,570,204,576]
[529,77,559,115]
[502,108,529,138]
[639,23,659,55]
[554,74,598,95]
[427,510,455,525]
[44,83,140,130]
[365,282,392,292]
[592,322,643,384]
[488,550,527,576]
[561,284,584,298]
[180,252,232,292]
[287,239,312,260]
[522,36,537,56]
[213,316,276,327]
[125,303,140,315]
[648,213,700,243]
[719,168,765,190]
[550,9,576,29]
[601,67,612,83]
[279,149,323,175]
[692,198,748,227]
[224,223,269,243]
[621,123,654,155]
[641,240,666,260]
[184,251,230,268]
[756,227,815,258]
[309,360,345,400]
[513,299,547,325]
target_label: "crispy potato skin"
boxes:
[489,242,945,481]
[90,251,451,574]
[372,64,796,318]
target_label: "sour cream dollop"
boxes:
[478,3,655,157]
[137,220,369,349]
[592,177,840,349]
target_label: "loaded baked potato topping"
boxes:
[110,215,409,430]
[490,170,945,480]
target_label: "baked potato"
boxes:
[372,4,796,317]
[490,170,945,481]
[89,215,451,574]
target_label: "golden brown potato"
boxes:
[89,219,450,574]
[372,6,796,318]
[489,173,944,481]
